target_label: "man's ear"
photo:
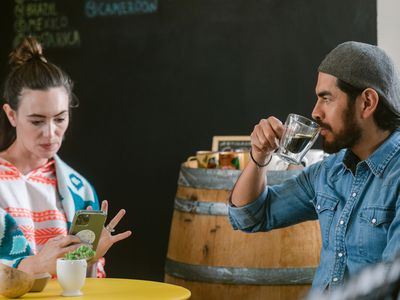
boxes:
[3,104,17,127]
[359,88,379,119]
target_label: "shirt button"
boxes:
[371,218,377,224]
[339,220,344,225]
[333,277,338,282]
[352,192,357,197]
[317,205,321,210]
[338,252,343,257]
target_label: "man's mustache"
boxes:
[315,120,332,131]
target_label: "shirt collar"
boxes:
[335,129,400,177]
[335,130,400,177]
[365,129,400,176]
[342,150,360,175]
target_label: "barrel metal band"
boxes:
[165,258,316,285]
[178,165,301,190]
[174,197,228,216]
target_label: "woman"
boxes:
[0,37,132,276]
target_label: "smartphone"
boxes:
[69,210,107,251]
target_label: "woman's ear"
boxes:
[3,104,17,127]
[359,88,379,119]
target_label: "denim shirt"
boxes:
[229,129,400,291]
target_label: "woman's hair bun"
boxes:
[9,36,47,67]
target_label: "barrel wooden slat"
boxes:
[168,208,320,268]
[176,186,231,203]
[165,164,322,300]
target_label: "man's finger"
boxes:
[269,117,284,138]
[258,124,278,151]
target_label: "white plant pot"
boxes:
[56,258,87,296]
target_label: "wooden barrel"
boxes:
[165,163,322,300]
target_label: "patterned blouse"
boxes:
[0,157,105,277]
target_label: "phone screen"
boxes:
[69,210,107,250]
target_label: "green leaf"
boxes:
[64,245,96,260]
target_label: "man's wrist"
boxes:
[250,149,272,168]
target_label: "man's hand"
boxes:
[250,116,284,164]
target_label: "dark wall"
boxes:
[0,0,376,281]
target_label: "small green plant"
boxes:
[64,245,96,260]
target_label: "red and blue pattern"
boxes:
[0,156,105,277]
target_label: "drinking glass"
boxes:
[276,114,320,165]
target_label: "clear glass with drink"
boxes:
[276,114,320,165]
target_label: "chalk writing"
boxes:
[13,30,81,48]
[13,0,81,48]
[218,141,251,152]
[85,0,157,18]
[14,16,69,32]
[25,2,58,17]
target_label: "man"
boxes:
[306,253,400,300]
[229,41,400,291]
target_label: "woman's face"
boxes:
[5,87,70,160]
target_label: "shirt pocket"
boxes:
[358,207,395,260]
[315,193,340,249]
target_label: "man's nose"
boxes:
[311,102,323,122]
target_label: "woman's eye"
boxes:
[30,120,43,126]
[55,118,65,124]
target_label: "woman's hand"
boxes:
[18,235,82,275]
[89,200,132,261]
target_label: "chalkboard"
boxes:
[0,0,376,282]
[12,0,157,48]
[212,136,251,152]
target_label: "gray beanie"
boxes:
[318,41,400,114]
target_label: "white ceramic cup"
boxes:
[56,258,87,296]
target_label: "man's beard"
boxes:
[317,102,362,154]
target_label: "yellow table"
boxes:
[7,278,191,300]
